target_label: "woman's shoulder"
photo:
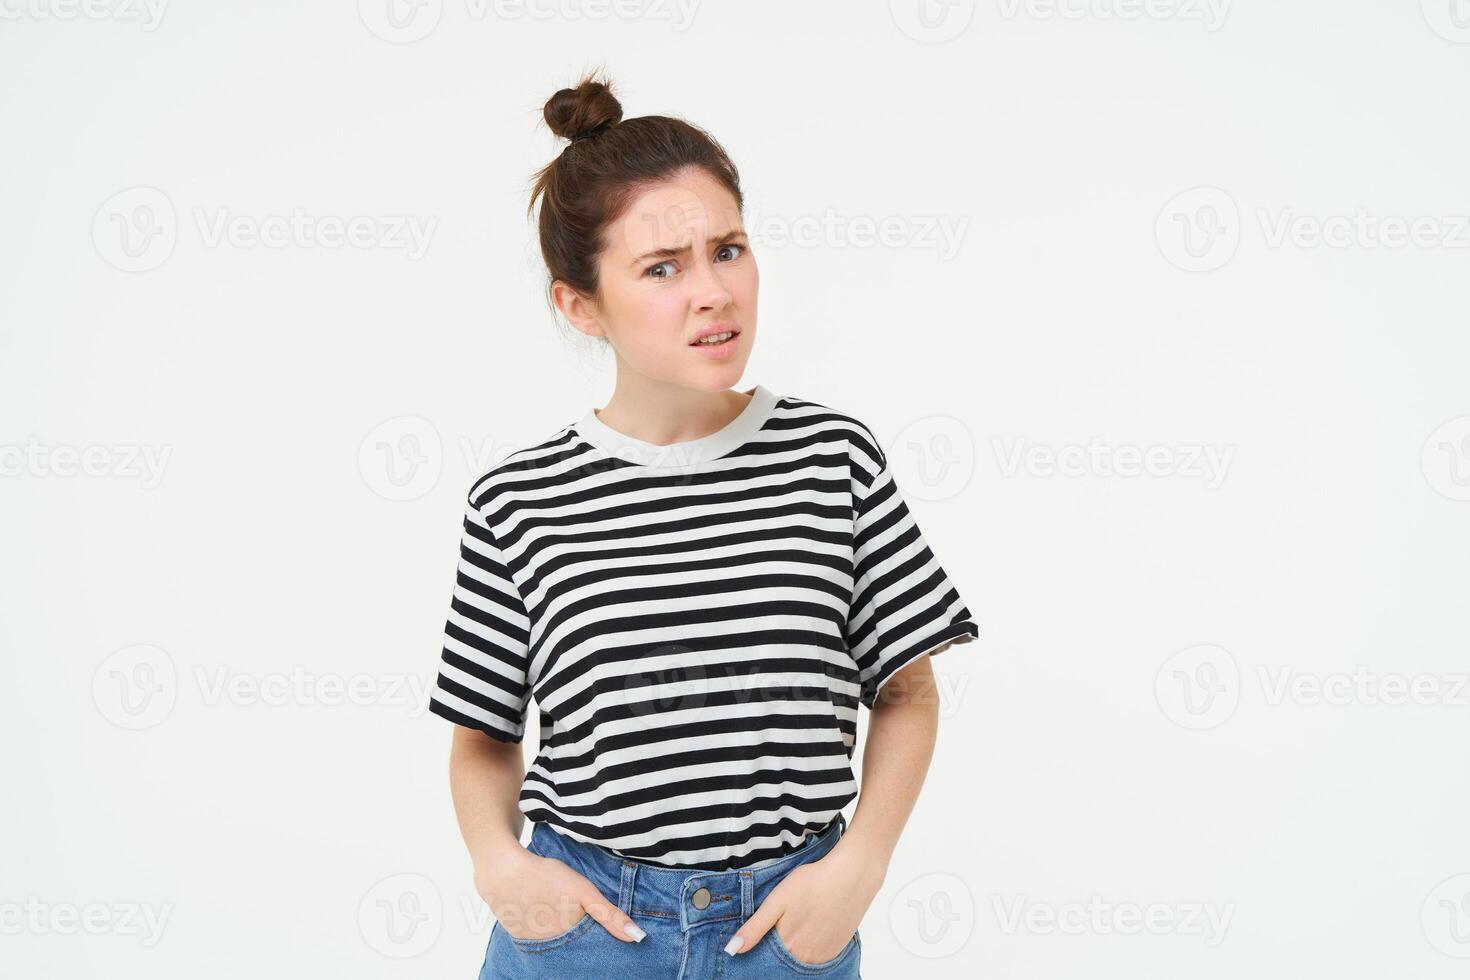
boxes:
[775,391,886,471]
[464,419,583,512]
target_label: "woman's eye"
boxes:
[715,243,744,262]
[646,260,676,279]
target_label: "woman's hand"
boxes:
[723,845,882,962]
[474,845,647,944]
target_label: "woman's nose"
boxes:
[689,260,732,311]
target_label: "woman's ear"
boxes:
[551,280,604,340]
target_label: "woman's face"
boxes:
[558,166,758,391]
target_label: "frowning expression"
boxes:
[562,165,758,390]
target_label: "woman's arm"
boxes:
[832,652,941,875]
[724,654,941,960]
[448,725,527,873]
[448,726,647,943]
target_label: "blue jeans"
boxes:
[477,813,862,979]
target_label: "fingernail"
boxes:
[724,935,744,955]
[623,922,647,942]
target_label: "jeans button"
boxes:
[692,887,711,910]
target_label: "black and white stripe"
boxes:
[430,384,978,870]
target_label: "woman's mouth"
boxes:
[690,329,740,357]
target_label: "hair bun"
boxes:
[544,73,624,142]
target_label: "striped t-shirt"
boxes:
[428,384,978,870]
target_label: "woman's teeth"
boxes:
[695,332,735,345]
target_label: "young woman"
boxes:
[429,73,979,980]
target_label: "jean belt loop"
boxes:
[618,861,638,916]
[740,870,754,919]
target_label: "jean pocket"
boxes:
[768,926,860,975]
[504,911,596,952]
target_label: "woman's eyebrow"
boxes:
[631,229,749,266]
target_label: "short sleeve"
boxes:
[844,430,979,709]
[428,489,533,743]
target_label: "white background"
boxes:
[4,1,1470,977]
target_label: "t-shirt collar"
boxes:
[575,384,777,469]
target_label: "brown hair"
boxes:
[527,71,745,309]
